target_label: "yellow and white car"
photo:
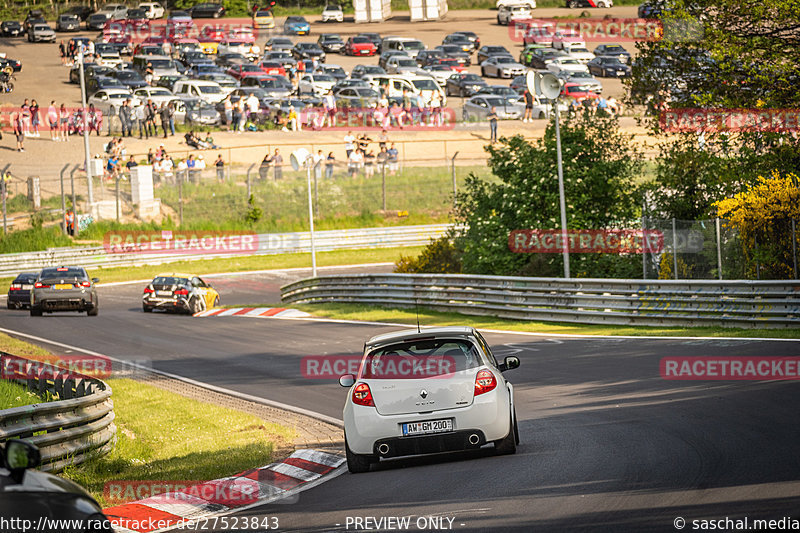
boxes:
[142,273,220,314]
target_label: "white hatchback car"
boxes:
[339,327,520,473]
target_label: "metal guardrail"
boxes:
[0,224,450,277]
[0,352,116,472]
[281,274,800,328]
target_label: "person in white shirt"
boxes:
[195,155,206,171]
[344,131,355,157]
[246,93,260,123]
[348,149,363,178]
[162,154,174,182]
[324,90,336,127]
[313,149,324,180]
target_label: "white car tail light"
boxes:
[474,369,497,396]
[352,382,375,407]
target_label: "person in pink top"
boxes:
[47,101,59,141]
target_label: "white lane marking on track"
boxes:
[0,326,344,427]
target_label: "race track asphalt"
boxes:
[2,266,799,532]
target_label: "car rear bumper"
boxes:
[143,295,191,312]
[373,429,487,458]
[7,292,30,308]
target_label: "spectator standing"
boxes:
[196,155,206,176]
[187,154,198,182]
[30,99,40,137]
[313,149,324,181]
[364,150,375,178]
[59,103,70,140]
[246,92,260,123]
[231,98,242,132]
[59,40,67,65]
[387,142,399,175]
[325,152,335,179]
[523,89,534,123]
[20,99,30,136]
[357,133,370,155]
[376,146,388,174]
[168,101,175,136]
[488,106,498,143]
[120,99,132,137]
[145,62,154,84]
[47,101,59,141]
[236,98,246,133]
[160,103,170,138]
[378,129,389,150]
[135,101,147,138]
[88,103,101,135]
[215,154,225,181]
[323,89,336,127]
[162,154,174,182]
[145,100,156,137]
[259,153,272,180]
[348,149,363,178]
[343,130,355,158]
[287,105,299,131]
[272,148,283,180]
[12,110,24,152]
[222,95,233,126]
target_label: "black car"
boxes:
[357,32,382,49]
[477,45,511,64]
[350,63,385,79]
[63,5,93,20]
[445,72,488,97]
[85,75,128,96]
[434,45,471,66]
[527,48,568,69]
[292,42,325,61]
[442,33,476,53]
[453,30,480,50]
[111,69,148,89]
[593,44,632,64]
[7,272,38,309]
[87,12,110,30]
[188,2,225,18]
[215,52,248,68]
[0,57,22,72]
[56,14,81,31]
[0,440,112,531]
[416,49,445,66]
[1,21,23,37]
[317,33,345,53]
[587,56,632,77]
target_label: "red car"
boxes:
[345,35,377,56]
[432,57,466,72]
[561,83,599,100]
[226,64,265,80]
[257,60,286,77]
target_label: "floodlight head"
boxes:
[290,148,311,171]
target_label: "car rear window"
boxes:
[153,276,189,286]
[40,267,86,280]
[362,339,482,379]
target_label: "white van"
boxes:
[172,80,226,104]
[370,74,446,107]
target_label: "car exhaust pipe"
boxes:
[468,434,480,445]
[378,443,390,455]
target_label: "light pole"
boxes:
[530,71,570,278]
[77,49,94,207]
[291,149,317,276]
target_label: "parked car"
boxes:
[566,0,612,7]
[188,2,225,18]
[133,86,176,105]
[433,45,471,66]
[23,9,45,33]
[358,32,382,49]
[292,42,326,61]
[441,33,475,54]
[562,44,595,64]
[0,440,113,528]
[344,35,377,56]
[561,82,600,99]
[62,5,93,20]
[298,73,336,95]
[523,25,555,46]
[27,23,55,42]
[173,79,226,103]
[518,43,547,66]
[138,2,166,19]
[385,56,422,75]
[265,36,294,51]
[226,63,264,80]
[7,272,38,309]
[56,14,81,31]
[556,70,602,93]
[351,64,385,79]
[587,56,632,77]
[252,9,275,29]
[593,43,631,64]
[481,55,527,78]
[477,45,511,64]
[463,95,525,120]
[241,75,293,97]
[0,21,23,37]
[552,28,586,50]
[381,37,425,59]
[112,69,148,89]
[0,56,22,72]
[87,12,110,30]
[30,266,100,316]
[452,30,480,51]
[497,0,535,7]
[335,86,380,109]
[197,72,237,92]
[527,48,569,69]
[318,33,345,53]
[142,273,219,314]
[445,72,488,97]
[339,327,520,473]
[497,4,532,26]
[547,56,590,75]
[218,39,260,60]
[321,4,344,22]
[173,97,221,126]
[475,85,523,103]
[284,15,310,36]
[316,63,347,80]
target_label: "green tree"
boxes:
[453,110,643,277]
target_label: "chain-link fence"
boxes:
[642,217,800,281]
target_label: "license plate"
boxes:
[402,418,453,436]
[21,284,32,290]
[157,291,172,297]
[618,71,625,76]
[360,50,368,54]
[54,284,73,290]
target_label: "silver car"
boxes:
[27,23,56,42]
[480,56,526,79]
[56,14,81,31]
[463,95,524,121]
[30,266,99,316]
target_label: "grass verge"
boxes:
[292,302,800,339]
[0,380,48,409]
[0,334,297,508]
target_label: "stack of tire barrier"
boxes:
[0,352,116,472]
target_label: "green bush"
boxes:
[395,235,461,274]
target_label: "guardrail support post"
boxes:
[1,163,9,236]
[672,217,678,280]
[115,175,120,223]
[60,164,69,235]
[792,219,798,280]
[70,165,78,213]
[246,163,254,198]
[451,151,459,209]
[178,173,183,227]
[641,207,647,279]
[381,163,386,211]
[716,217,723,280]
